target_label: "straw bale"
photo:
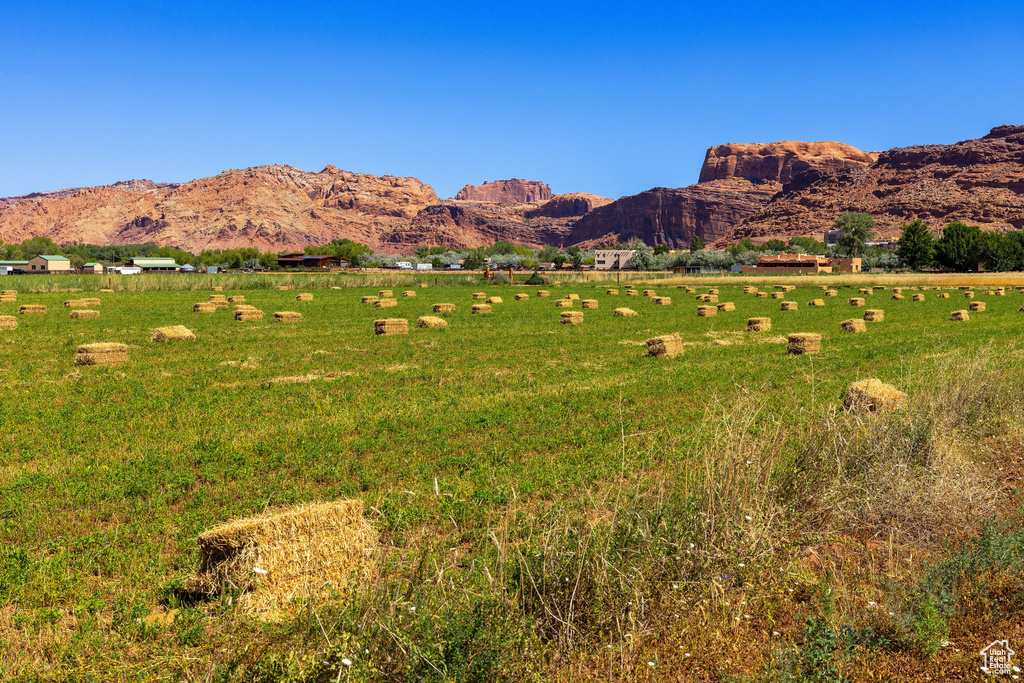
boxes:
[69,310,100,319]
[646,333,683,357]
[771,292,784,299]
[0,295,16,303]
[873,286,886,290]
[643,290,656,297]
[848,297,865,306]
[555,299,573,308]
[697,305,717,317]
[844,378,907,414]
[560,311,584,325]
[743,286,758,294]
[209,295,227,303]
[331,286,342,290]
[515,293,530,301]
[841,318,867,332]
[626,289,639,296]
[374,298,398,308]
[892,294,905,300]
[613,307,638,317]
[402,291,416,297]
[188,500,376,616]
[756,292,768,298]
[747,317,771,332]
[581,299,599,309]
[361,296,379,304]
[274,311,302,322]
[684,287,695,294]
[774,285,788,290]
[652,297,671,305]
[0,316,17,330]
[472,292,487,299]
[606,289,619,295]
[471,304,492,314]
[567,294,580,300]
[75,342,128,366]
[65,298,101,308]
[295,293,313,301]
[969,302,986,312]
[234,304,257,312]
[193,302,216,313]
[706,295,719,303]
[374,318,408,335]
[228,296,246,303]
[486,296,503,304]
[537,290,551,297]
[964,291,974,299]
[808,298,825,306]
[819,285,829,290]
[985,290,995,296]
[211,286,223,291]
[1,290,16,296]
[937,292,949,299]
[419,283,428,288]
[912,294,925,301]
[152,325,196,342]
[433,303,456,313]
[892,288,903,294]
[717,301,735,311]
[235,309,265,322]
[277,286,293,292]
[416,316,448,329]
[859,288,872,295]
[995,289,1006,296]
[787,333,821,355]
[708,288,719,295]
[379,290,393,298]
[19,305,46,315]
[863,309,885,322]
[780,301,798,311]
[825,290,838,297]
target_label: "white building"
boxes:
[594,249,636,270]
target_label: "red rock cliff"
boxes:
[698,141,878,185]
[454,179,552,203]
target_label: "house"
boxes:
[82,262,104,274]
[128,257,181,272]
[28,255,72,273]
[594,249,636,270]
[741,253,863,274]
[274,253,347,269]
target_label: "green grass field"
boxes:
[2,278,1024,681]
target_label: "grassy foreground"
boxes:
[2,278,1024,681]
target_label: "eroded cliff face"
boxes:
[454,179,552,203]
[379,203,572,252]
[714,125,1024,246]
[698,141,877,185]
[525,193,613,218]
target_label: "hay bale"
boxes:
[566,294,580,301]
[379,290,393,298]
[844,379,907,414]
[472,292,487,300]
[937,292,950,299]
[152,325,196,342]
[69,310,100,319]
[361,296,379,304]
[995,289,1006,296]
[706,295,719,303]
[188,500,375,616]
[848,298,865,306]
[697,305,717,317]
[0,315,17,330]
[717,302,736,311]
[581,299,599,309]
[193,302,216,313]
[374,318,407,335]
[646,333,683,357]
[652,297,671,305]
[969,302,986,312]
[374,298,398,309]
[211,286,223,292]
[684,287,695,294]
[780,301,798,311]
[756,292,768,298]
[747,317,771,332]
[555,299,573,308]
[210,295,227,303]
[708,288,719,295]
[912,294,925,301]
[402,291,416,297]
[771,292,784,299]
[985,290,995,296]
[19,305,46,315]
[891,294,905,300]
[296,293,314,301]
[515,293,530,301]
[606,289,619,295]
[808,298,825,306]
[964,291,975,299]
[858,288,872,295]
[863,309,885,322]
[613,307,638,317]
[472,304,492,314]
[234,304,257,312]
[743,286,758,294]
[560,311,583,325]
[841,318,867,333]
[537,290,551,297]
[626,290,639,296]
[1,290,17,296]
[433,303,456,313]
[0,295,16,303]
[75,342,128,366]
[278,285,295,291]
[486,296,503,304]
[787,333,821,355]
[65,298,101,308]
[274,312,302,323]
[951,310,970,321]
[235,309,264,322]
[643,290,656,297]
[228,296,246,303]
[825,290,838,297]
[416,316,448,328]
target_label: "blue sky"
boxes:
[1,1,1022,200]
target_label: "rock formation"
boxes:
[698,141,877,185]
[454,179,552,203]
[715,125,1024,245]
[380,203,572,252]
[525,193,613,218]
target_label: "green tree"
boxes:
[462,250,486,270]
[833,212,876,257]
[551,253,568,268]
[788,236,825,254]
[630,242,654,270]
[689,236,705,252]
[935,221,983,272]
[414,245,430,258]
[566,245,583,269]
[895,219,935,270]
[19,236,61,259]
[537,245,559,263]
[759,239,788,252]
[653,244,670,255]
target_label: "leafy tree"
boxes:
[759,239,788,252]
[428,245,448,256]
[537,245,559,263]
[653,244,670,255]
[526,270,544,285]
[788,236,825,254]
[935,222,982,271]
[689,236,705,252]
[566,245,583,269]
[551,253,568,268]
[462,250,486,270]
[833,212,876,257]
[630,242,654,270]
[414,245,430,258]
[19,236,61,259]
[520,258,539,270]
[895,220,935,270]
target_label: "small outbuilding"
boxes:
[28,255,72,273]
[82,262,104,274]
